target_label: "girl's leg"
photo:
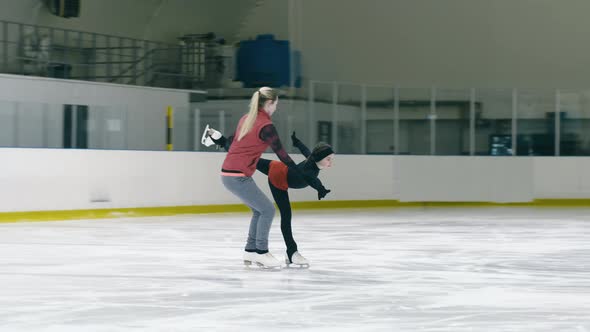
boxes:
[269,181,298,260]
[256,158,271,176]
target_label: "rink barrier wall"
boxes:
[3,149,590,222]
[2,199,590,223]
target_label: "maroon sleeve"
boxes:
[259,124,296,166]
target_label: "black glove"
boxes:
[291,131,302,146]
[317,187,331,200]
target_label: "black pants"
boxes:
[257,159,298,258]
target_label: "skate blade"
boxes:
[201,124,210,145]
[285,258,310,269]
[285,263,310,269]
[243,261,281,270]
[254,262,281,270]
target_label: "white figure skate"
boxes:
[250,252,282,269]
[201,124,223,147]
[201,124,214,147]
[285,251,310,268]
[243,251,257,266]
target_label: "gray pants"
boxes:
[222,175,276,251]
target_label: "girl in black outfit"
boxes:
[206,128,334,267]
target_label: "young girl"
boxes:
[216,87,330,269]
[207,127,334,268]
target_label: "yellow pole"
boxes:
[166,106,173,151]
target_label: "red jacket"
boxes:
[221,110,272,177]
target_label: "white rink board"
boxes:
[396,156,534,202]
[3,148,590,212]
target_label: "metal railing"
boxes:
[303,81,590,156]
[0,19,210,89]
[2,80,590,156]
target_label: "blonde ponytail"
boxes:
[237,87,278,141]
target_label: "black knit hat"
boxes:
[310,142,334,162]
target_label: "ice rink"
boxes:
[1,208,589,332]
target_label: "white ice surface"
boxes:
[1,208,589,332]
